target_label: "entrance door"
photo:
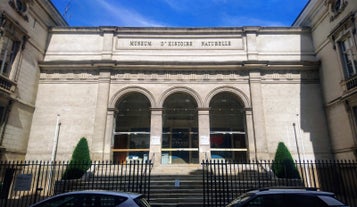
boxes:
[162,93,198,164]
[162,128,198,164]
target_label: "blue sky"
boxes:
[51,0,309,27]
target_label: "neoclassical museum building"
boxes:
[0,0,356,164]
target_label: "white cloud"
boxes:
[160,0,211,12]
[221,15,285,27]
[92,0,166,27]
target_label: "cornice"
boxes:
[49,26,311,35]
[293,0,326,27]
[38,0,67,26]
[38,60,320,71]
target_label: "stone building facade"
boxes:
[294,0,357,159]
[0,0,66,160]
[1,0,356,164]
[24,26,331,164]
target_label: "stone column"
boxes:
[149,108,163,165]
[92,71,111,160]
[198,108,211,161]
[249,71,269,160]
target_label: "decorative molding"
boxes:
[39,70,99,80]
[39,69,318,83]
[325,0,349,21]
[328,12,356,52]
[111,70,249,82]
[8,0,29,21]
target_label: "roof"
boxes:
[248,188,335,196]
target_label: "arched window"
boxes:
[113,93,151,163]
[162,92,198,164]
[209,92,247,161]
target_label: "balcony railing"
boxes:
[0,74,16,94]
[345,74,357,90]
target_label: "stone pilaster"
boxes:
[245,27,259,61]
[149,108,163,165]
[249,71,268,159]
[101,29,114,60]
[198,108,211,161]
[103,109,115,160]
[244,108,257,160]
[92,71,111,160]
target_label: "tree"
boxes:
[62,137,91,180]
[272,142,300,179]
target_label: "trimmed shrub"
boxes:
[62,137,91,180]
[272,142,300,179]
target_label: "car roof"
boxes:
[53,190,143,199]
[247,188,335,196]
[29,190,144,207]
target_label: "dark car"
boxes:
[29,190,151,207]
[226,188,348,207]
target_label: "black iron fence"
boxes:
[1,160,357,207]
[0,160,153,207]
[202,160,357,207]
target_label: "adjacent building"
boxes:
[294,0,357,159]
[0,0,356,164]
[0,0,66,160]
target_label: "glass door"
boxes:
[162,128,198,164]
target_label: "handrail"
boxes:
[210,148,248,151]
[161,148,199,151]
[112,148,149,152]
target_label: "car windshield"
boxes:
[134,196,151,207]
[227,193,253,206]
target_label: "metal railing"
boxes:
[344,74,357,90]
[1,159,357,207]
[0,160,153,207]
[202,160,357,207]
[0,74,15,93]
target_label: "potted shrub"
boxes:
[62,137,91,180]
[272,142,300,179]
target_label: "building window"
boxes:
[0,12,25,79]
[162,92,199,164]
[353,106,357,130]
[209,92,247,161]
[330,13,357,90]
[0,36,20,77]
[113,92,151,163]
[338,35,357,79]
[0,105,4,126]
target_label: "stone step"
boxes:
[149,164,204,206]
[151,164,202,175]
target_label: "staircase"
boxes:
[149,164,204,207]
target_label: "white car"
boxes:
[29,190,151,207]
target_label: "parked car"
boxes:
[226,188,348,207]
[29,190,151,207]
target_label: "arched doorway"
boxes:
[209,92,247,161]
[162,92,199,164]
[113,92,151,163]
